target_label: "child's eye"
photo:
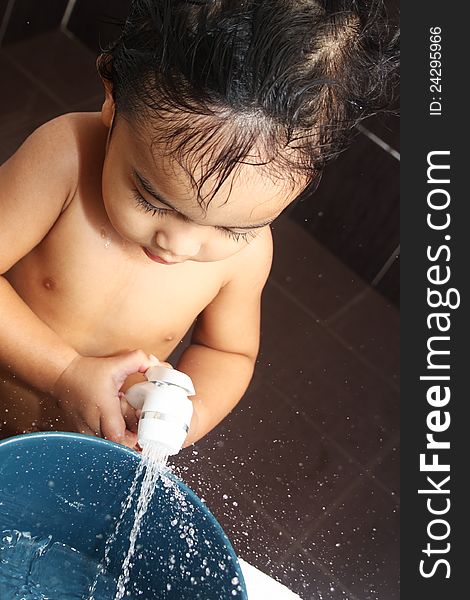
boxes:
[132,187,257,243]
[131,188,168,216]
[216,227,258,243]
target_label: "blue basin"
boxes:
[0,432,247,599]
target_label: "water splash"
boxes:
[87,442,170,600]
[113,444,169,600]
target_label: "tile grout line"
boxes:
[305,436,400,537]
[201,405,327,548]
[226,488,354,599]
[274,470,376,600]
[1,51,68,110]
[185,437,300,549]
[356,123,400,161]
[60,22,95,54]
[222,458,300,543]
[371,244,400,288]
[268,278,399,394]
[60,0,78,30]
[190,440,375,600]
[211,386,399,562]
[0,0,16,47]
[284,473,375,551]
[193,395,398,597]
[277,543,363,600]
[279,445,400,599]
[224,463,361,600]
[324,287,370,326]
[327,249,401,325]
[193,463,308,579]
[363,436,400,500]
[268,382,401,504]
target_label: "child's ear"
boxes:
[96,56,115,129]
[100,80,115,130]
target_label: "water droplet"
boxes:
[100,227,112,248]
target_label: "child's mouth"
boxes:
[142,247,178,265]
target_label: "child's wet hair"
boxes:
[98,0,399,204]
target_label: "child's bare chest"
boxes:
[6,194,225,359]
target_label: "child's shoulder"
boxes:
[29,111,105,171]
[2,112,105,197]
[22,111,103,159]
[27,112,107,207]
[0,113,107,266]
[40,111,104,141]
[44,110,106,164]
[222,225,273,291]
[58,111,106,149]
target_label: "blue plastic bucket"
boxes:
[0,432,247,599]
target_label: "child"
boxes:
[0,0,398,449]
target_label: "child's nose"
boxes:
[154,223,203,259]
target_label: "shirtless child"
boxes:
[0,0,398,449]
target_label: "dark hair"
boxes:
[98,0,399,204]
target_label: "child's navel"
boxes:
[42,277,56,291]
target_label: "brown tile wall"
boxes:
[289,125,400,306]
[0,0,68,45]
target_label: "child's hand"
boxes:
[52,350,156,448]
[119,356,174,431]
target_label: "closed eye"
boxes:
[215,227,258,243]
[132,187,259,243]
[132,188,169,216]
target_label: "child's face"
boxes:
[100,108,303,265]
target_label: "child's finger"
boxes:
[149,354,160,366]
[100,410,127,444]
[122,429,138,449]
[113,349,158,383]
[77,423,100,437]
[77,409,101,438]
[149,354,172,369]
[159,361,173,369]
[120,395,138,433]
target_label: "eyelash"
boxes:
[132,188,167,217]
[217,228,257,243]
[131,187,257,243]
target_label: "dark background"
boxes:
[0,2,400,599]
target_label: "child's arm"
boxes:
[0,118,80,388]
[0,117,152,445]
[177,228,273,446]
